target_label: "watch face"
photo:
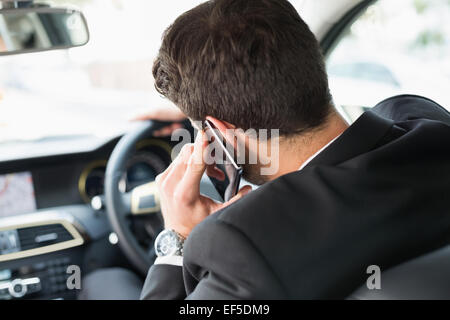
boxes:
[155,230,180,257]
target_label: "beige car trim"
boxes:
[130,181,160,215]
[0,213,85,262]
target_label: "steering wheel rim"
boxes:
[104,120,170,275]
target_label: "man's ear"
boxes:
[205,116,239,147]
[205,116,235,134]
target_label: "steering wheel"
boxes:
[104,121,172,275]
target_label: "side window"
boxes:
[326,0,450,122]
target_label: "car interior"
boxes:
[0,0,449,300]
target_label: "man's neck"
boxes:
[268,110,349,180]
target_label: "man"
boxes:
[140,0,450,299]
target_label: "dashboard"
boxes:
[0,134,175,300]
[0,137,173,214]
[79,140,171,203]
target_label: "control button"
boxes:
[0,282,12,300]
[56,267,66,274]
[0,270,12,281]
[61,257,70,264]
[33,262,46,271]
[57,259,66,266]
[91,195,104,211]
[8,279,27,298]
[47,259,59,267]
[26,280,42,294]
[27,284,38,293]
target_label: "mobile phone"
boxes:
[204,120,242,202]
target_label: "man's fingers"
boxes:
[153,123,183,137]
[131,106,185,137]
[224,185,252,206]
[163,144,196,192]
[205,185,253,214]
[156,143,193,186]
[206,165,225,181]
[179,131,208,196]
[188,130,208,176]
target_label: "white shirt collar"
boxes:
[298,134,341,171]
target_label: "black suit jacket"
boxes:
[141,95,450,299]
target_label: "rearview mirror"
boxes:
[0,6,89,56]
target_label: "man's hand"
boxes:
[156,131,252,238]
[131,103,187,137]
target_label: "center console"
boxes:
[0,256,75,300]
[0,211,87,300]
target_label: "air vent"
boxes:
[17,224,74,251]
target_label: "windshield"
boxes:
[0,0,207,145]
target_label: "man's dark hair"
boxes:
[153,0,332,135]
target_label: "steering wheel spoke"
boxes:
[128,181,161,216]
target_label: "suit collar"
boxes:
[298,134,341,171]
[305,111,394,168]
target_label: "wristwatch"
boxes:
[154,229,185,257]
